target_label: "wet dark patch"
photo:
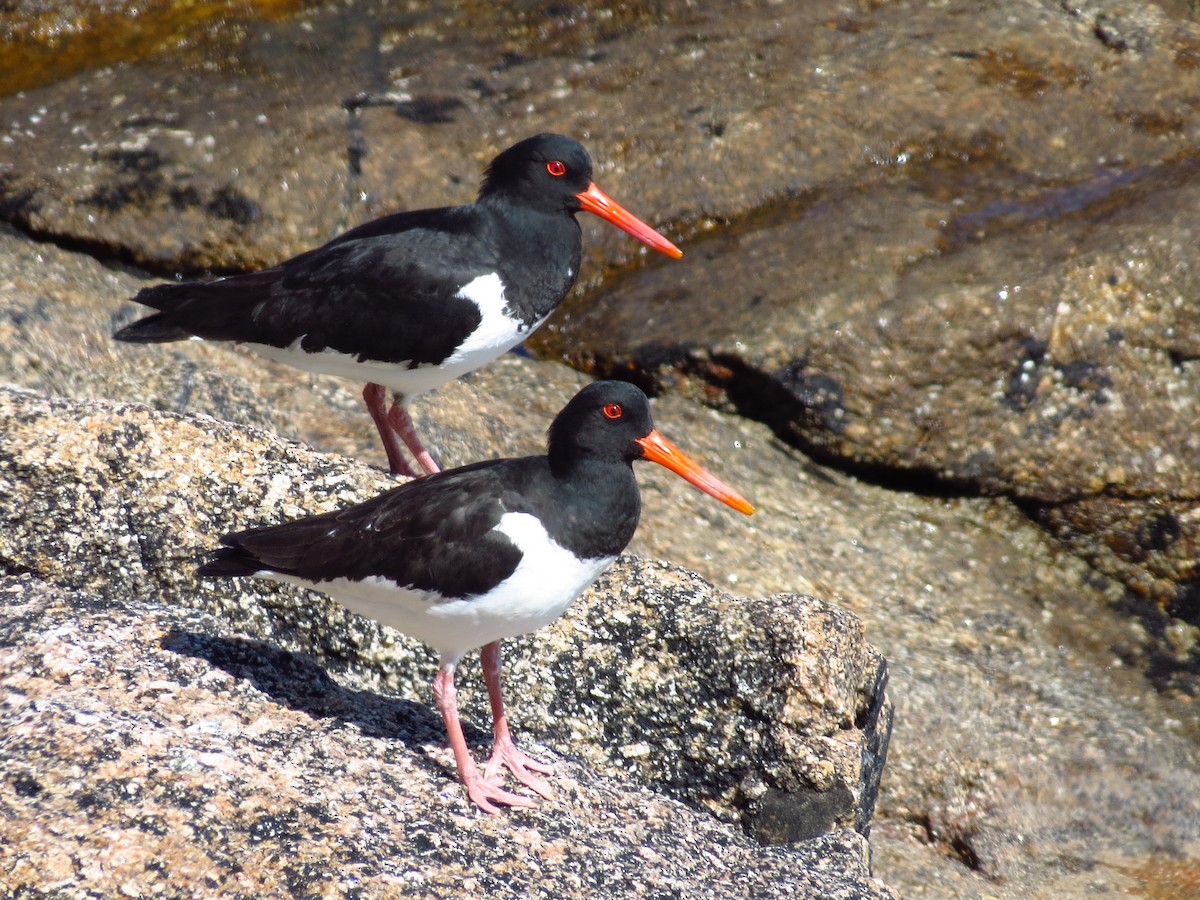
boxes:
[1059,360,1111,395]
[775,362,847,435]
[393,96,465,124]
[937,163,1156,253]
[747,782,855,844]
[1168,578,1200,624]
[1138,513,1182,555]
[1113,108,1186,136]
[88,177,165,212]
[973,47,1091,97]
[0,173,40,220]
[169,184,204,210]
[1176,43,1200,69]
[949,832,983,872]
[206,185,261,226]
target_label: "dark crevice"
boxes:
[0,218,192,281]
[586,350,1200,691]
[914,813,986,873]
[948,834,984,873]
[0,557,37,578]
[589,350,991,501]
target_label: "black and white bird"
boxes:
[198,381,753,813]
[113,134,682,477]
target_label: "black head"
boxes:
[479,134,684,257]
[479,133,594,214]
[547,380,653,471]
[546,381,756,514]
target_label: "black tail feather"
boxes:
[113,282,203,342]
[112,312,195,343]
[197,545,269,579]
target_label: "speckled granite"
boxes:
[0,385,890,843]
[0,574,894,899]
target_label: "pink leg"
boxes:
[386,399,440,475]
[480,642,554,798]
[362,383,419,477]
[432,660,536,814]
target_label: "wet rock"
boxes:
[619,159,1199,639]
[511,1,1200,638]
[4,0,1200,892]
[4,212,1200,896]
[0,0,327,97]
[0,575,894,898]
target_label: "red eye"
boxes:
[546,160,566,177]
[602,403,622,419]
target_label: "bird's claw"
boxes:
[465,772,539,815]
[484,737,555,800]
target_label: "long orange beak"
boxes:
[636,429,755,515]
[576,182,684,259]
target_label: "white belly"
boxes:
[240,273,548,399]
[259,512,615,663]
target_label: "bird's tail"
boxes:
[196,546,267,579]
[112,312,194,343]
[113,283,199,343]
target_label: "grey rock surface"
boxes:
[4,0,1199,675]
[4,0,1200,895]
[0,575,893,899]
[2,197,1200,895]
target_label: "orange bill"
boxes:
[576,182,684,259]
[635,429,755,515]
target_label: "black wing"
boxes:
[114,206,499,367]
[199,457,549,599]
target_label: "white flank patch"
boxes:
[257,512,613,660]
[240,272,545,400]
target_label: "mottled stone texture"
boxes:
[519,559,892,844]
[3,0,1199,675]
[5,0,1200,895]
[0,576,893,899]
[0,387,893,895]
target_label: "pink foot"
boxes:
[433,658,539,814]
[478,641,555,799]
[462,769,539,815]
[483,733,555,799]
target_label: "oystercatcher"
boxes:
[199,381,753,813]
[113,134,682,477]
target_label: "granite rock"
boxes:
[3,224,1200,895]
[4,0,1200,893]
[0,575,894,899]
[0,385,891,846]
[4,0,1199,669]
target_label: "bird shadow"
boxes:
[160,629,475,772]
